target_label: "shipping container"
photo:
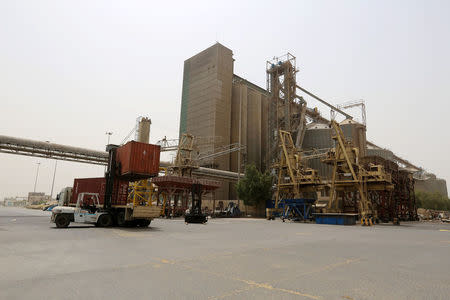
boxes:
[70,177,129,207]
[116,141,161,180]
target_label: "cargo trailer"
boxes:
[70,177,129,207]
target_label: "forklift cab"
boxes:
[74,193,100,223]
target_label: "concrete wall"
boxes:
[415,178,448,197]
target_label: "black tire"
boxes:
[55,214,70,228]
[125,220,138,227]
[137,219,151,227]
[116,211,126,227]
[97,214,113,227]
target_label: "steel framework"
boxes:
[268,130,322,220]
[323,121,395,225]
[323,121,373,225]
[267,54,305,165]
[335,100,366,126]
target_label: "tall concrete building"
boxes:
[179,43,269,200]
[180,43,233,172]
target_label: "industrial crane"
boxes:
[323,120,374,225]
[268,130,323,221]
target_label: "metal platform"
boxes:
[279,198,316,222]
[314,213,358,225]
[151,176,221,191]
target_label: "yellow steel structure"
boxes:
[274,130,322,205]
[267,130,322,219]
[364,164,394,190]
[128,167,168,216]
[323,120,384,225]
[171,133,197,177]
[128,179,154,207]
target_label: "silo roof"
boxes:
[306,122,330,130]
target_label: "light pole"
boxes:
[105,132,113,172]
[105,132,113,145]
[237,84,243,209]
[50,160,57,198]
[33,162,41,193]
[45,140,58,198]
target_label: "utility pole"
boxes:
[50,160,57,198]
[33,162,41,193]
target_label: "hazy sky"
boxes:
[1,0,449,199]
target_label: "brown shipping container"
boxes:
[116,141,161,179]
[70,177,129,206]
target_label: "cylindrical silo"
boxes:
[137,117,151,143]
[302,122,334,179]
[339,119,367,157]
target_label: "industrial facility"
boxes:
[179,42,447,223]
[0,42,448,225]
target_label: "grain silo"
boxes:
[339,119,367,157]
[137,117,151,144]
[302,122,334,179]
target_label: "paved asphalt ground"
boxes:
[0,207,449,300]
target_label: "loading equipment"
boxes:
[267,130,323,221]
[185,184,207,224]
[322,120,393,226]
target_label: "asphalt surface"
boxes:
[1,207,449,300]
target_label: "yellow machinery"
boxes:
[364,164,393,187]
[128,167,167,216]
[268,130,322,219]
[171,133,197,177]
[323,120,372,225]
[323,120,393,226]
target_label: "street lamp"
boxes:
[105,132,113,173]
[105,132,113,145]
[33,162,41,193]
[50,160,57,199]
[45,140,58,198]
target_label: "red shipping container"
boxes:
[70,177,129,207]
[116,141,160,180]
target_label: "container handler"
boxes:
[51,193,113,228]
[51,141,161,228]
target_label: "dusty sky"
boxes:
[1,0,449,199]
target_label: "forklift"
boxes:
[51,192,112,228]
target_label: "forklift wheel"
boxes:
[55,214,70,228]
[97,214,113,227]
[116,212,126,227]
[137,220,151,227]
